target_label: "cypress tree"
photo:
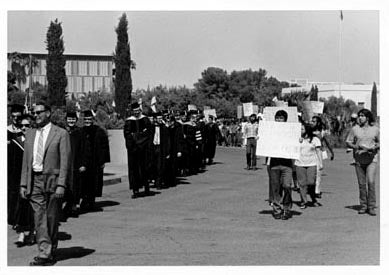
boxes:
[114,13,133,118]
[371,82,377,120]
[46,19,67,107]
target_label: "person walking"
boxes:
[346,109,379,216]
[79,110,110,211]
[243,114,259,170]
[295,123,323,209]
[124,102,154,198]
[20,102,71,265]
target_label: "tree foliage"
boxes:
[371,82,377,120]
[46,19,68,107]
[114,13,134,118]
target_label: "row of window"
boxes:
[30,59,112,77]
[28,75,112,93]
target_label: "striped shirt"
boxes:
[244,122,258,139]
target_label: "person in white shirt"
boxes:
[295,123,323,209]
[243,114,259,170]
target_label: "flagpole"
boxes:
[338,11,343,98]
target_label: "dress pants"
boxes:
[29,174,61,259]
[246,138,257,168]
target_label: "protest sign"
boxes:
[253,105,259,114]
[188,104,197,111]
[311,101,324,114]
[263,106,298,122]
[204,109,217,120]
[237,105,243,119]
[256,121,301,159]
[243,102,254,116]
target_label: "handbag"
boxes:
[355,151,375,165]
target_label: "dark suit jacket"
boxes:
[20,123,71,195]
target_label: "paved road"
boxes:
[7,147,380,265]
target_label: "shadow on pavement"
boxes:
[58,231,72,241]
[258,210,302,216]
[95,200,120,208]
[55,246,95,262]
[345,205,362,212]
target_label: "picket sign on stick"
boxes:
[203,109,217,120]
[262,106,298,122]
[253,104,259,114]
[311,101,324,114]
[188,104,197,111]
[256,121,301,159]
[243,102,254,117]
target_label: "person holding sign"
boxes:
[311,116,334,198]
[346,109,379,216]
[243,114,259,170]
[295,124,323,209]
[268,110,293,220]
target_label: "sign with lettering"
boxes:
[188,104,197,111]
[243,102,254,117]
[256,121,301,159]
[311,101,324,114]
[263,106,298,122]
[204,109,217,120]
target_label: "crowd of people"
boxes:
[7,100,379,265]
[123,102,220,198]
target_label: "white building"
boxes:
[281,81,379,115]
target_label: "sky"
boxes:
[7,10,379,90]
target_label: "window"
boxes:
[41,60,46,75]
[84,77,93,92]
[71,61,78,75]
[104,77,112,92]
[78,61,87,76]
[94,77,103,91]
[99,61,108,76]
[65,61,72,75]
[89,61,98,76]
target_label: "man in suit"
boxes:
[20,102,71,265]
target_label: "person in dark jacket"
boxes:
[204,115,220,165]
[166,114,185,186]
[80,110,110,211]
[124,102,154,198]
[63,111,88,218]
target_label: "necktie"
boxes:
[36,129,44,165]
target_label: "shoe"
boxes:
[245,166,250,170]
[252,167,258,171]
[358,208,367,214]
[316,192,322,199]
[368,208,377,216]
[29,257,56,266]
[300,203,306,209]
[312,201,322,207]
[272,212,282,220]
[282,210,291,220]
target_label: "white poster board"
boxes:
[311,101,324,114]
[243,102,254,117]
[203,109,217,120]
[188,104,197,111]
[256,121,301,159]
[263,106,298,122]
[253,105,259,114]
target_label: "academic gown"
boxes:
[183,121,199,173]
[124,115,153,192]
[81,125,110,200]
[204,122,220,160]
[152,123,171,187]
[167,121,185,184]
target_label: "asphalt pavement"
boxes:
[7,147,380,265]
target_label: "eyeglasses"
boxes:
[31,110,46,115]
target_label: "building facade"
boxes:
[7,52,114,98]
[282,81,380,115]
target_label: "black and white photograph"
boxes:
[1,0,388,272]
